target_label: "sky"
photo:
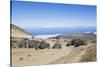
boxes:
[11,1,96,29]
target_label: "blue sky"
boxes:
[11,1,96,29]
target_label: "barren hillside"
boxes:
[11,24,33,39]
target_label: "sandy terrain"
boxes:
[11,42,96,67]
[11,24,96,67]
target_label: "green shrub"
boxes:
[52,43,62,49]
[66,39,87,47]
[66,41,71,46]
[28,40,40,48]
[18,43,25,48]
[18,39,28,48]
[38,40,50,49]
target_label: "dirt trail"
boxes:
[12,47,72,66]
[50,45,90,64]
[12,44,93,67]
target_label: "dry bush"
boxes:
[27,54,31,57]
[51,53,54,55]
[19,57,23,61]
[80,45,96,62]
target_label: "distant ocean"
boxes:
[25,27,96,36]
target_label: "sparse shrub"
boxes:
[52,43,62,49]
[56,40,59,42]
[66,39,87,47]
[18,39,28,48]
[80,48,84,51]
[18,43,27,48]
[52,53,54,55]
[19,57,23,61]
[38,40,50,49]
[28,40,40,48]
[66,41,71,46]
[55,37,60,39]
[52,40,55,42]
[27,54,31,57]
[28,40,35,48]
[32,37,34,39]
[64,61,66,63]
[64,40,67,42]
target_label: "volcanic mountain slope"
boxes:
[10,24,33,39]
